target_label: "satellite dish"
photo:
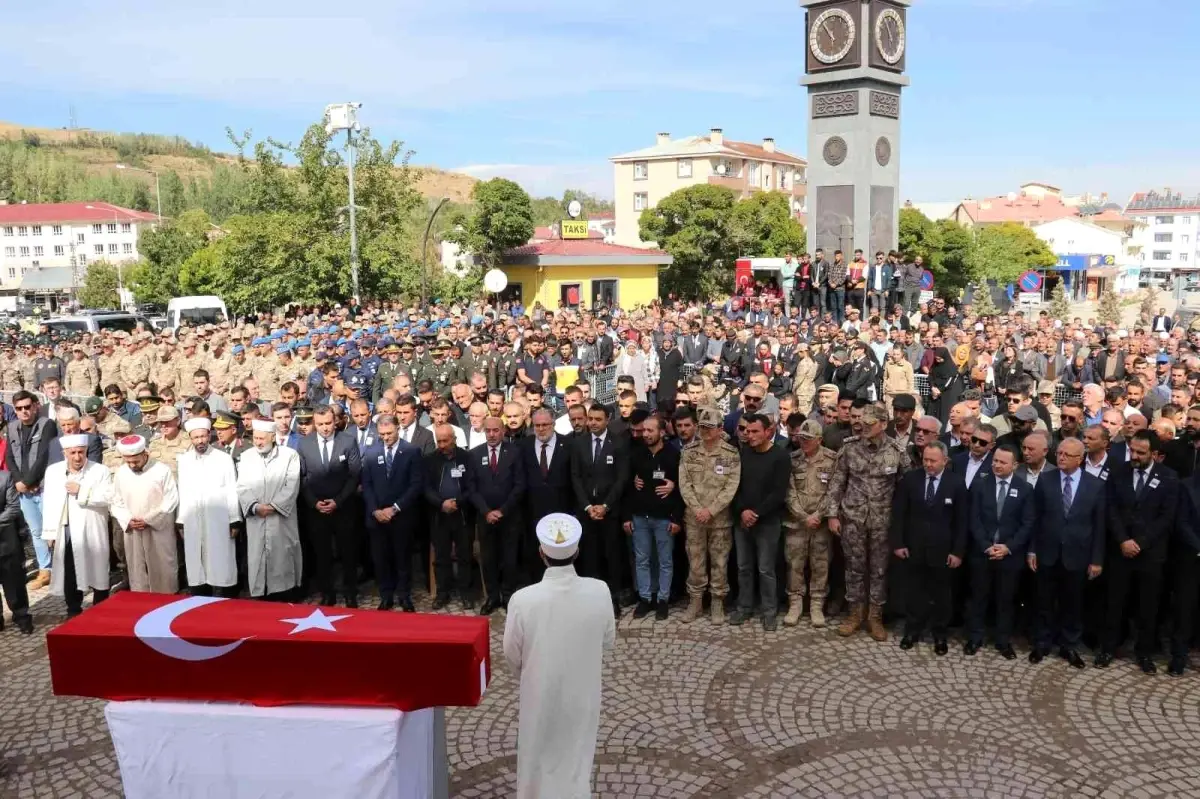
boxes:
[1007,192,1017,203]
[717,163,727,176]
[567,199,583,219]
[484,269,508,293]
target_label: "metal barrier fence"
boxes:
[911,374,1081,408]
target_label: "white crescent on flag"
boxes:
[133,596,252,662]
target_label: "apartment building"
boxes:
[1124,190,1200,272]
[610,129,807,246]
[0,201,158,291]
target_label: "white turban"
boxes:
[250,419,276,433]
[116,435,147,456]
[59,434,89,450]
[183,418,212,432]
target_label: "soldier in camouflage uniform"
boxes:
[96,339,124,395]
[251,338,282,402]
[147,405,190,476]
[64,343,99,398]
[225,344,254,395]
[174,338,209,397]
[783,418,838,627]
[825,402,907,641]
[120,335,152,395]
[678,405,741,624]
[149,339,181,397]
[0,343,24,391]
[18,341,37,390]
[205,335,234,395]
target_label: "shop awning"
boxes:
[1089,268,1118,279]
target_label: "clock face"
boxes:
[809,7,856,65]
[874,7,905,65]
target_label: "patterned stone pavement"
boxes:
[4,587,1200,798]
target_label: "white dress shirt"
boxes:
[536,435,558,468]
[964,455,987,488]
[1084,452,1108,478]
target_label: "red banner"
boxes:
[48,593,491,711]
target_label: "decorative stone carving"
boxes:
[822,136,848,167]
[869,91,900,118]
[812,91,859,118]
[875,136,891,167]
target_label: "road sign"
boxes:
[1018,270,1043,293]
[919,270,934,291]
[1018,292,1041,306]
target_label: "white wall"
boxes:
[0,219,147,288]
[1125,211,1200,270]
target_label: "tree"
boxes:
[966,223,1056,286]
[77,261,121,309]
[130,182,152,213]
[447,178,534,270]
[899,207,942,262]
[638,184,740,299]
[1140,286,1159,324]
[1049,280,1071,320]
[972,284,999,318]
[1097,284,1122,327]
[729,191,806,257]
[935,219,974,292]
[129,208,212,306]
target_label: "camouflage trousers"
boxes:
[685,522,732,599]
[840,521,890,606]
[785,524,830,599]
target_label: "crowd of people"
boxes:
[0,272,1197,678]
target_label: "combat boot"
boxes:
[810,594,827,628]
[28,570,50,590]
[710,599,726,625]
[866,604,888,642]
[783,600,803,627]
[837,603,865,637]
[682,596,704,623]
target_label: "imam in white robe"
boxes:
[111,460,180,594]
[237,444,302,597]
[503,566,615,799]
[42,460,114,596]
[178,447,242,588]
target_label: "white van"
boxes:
[167,296,228,330]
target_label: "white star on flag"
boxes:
[280,608,352,635]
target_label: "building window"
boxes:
[1181,253,1189,262]
[77,233,85,243]
[33,246,43,257]
[94,244,104,255]
[53,245,64,256]
[30,260,38,268]
[92,224,102,234]
[1155,233,1173,243]
[748,162,760,186]
[78,254,86,266]
[633,162,648,180]
[795,170,804,185]
[780,171,788,190]
[1155,215,1175,224]
[3,247,12,257]
[6,268,12,280]
[1182,216,1192,225]
[1152,250,1172,261]
[123,243,133,254]
[17,226,27,236]
[18,246,29,257]
[108,243,118,255]
[634,192,648,212]
[2,226,10,236]
[1183,234,1191,244]
[121,222,132,233]
[31,225,41,235]
[763,170,771,190]
[52,224,62,235]
[106,223,117,234]
[677,159,692,179]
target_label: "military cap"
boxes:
[83,396,104,415]
[212,411,239,430]
[231,344,245,355]
[1013,405,1038,422]
[155,405,180,422]
[892,394,917,411]
[138,396,163,414]
[860,404,887,424]
[383,343,400,354]
[697,406,723,428]
[1036,380,1056,397]
[797,418,824,439]
[293,405,314,422]
[817,383,840,394]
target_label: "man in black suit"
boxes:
[423,422,473,610]
[680,323,708,367]
[1097,431,1179,673]
[570,403,630,616]
[298,405,363,607]
[395,394,435,455]
[1170,471,1200,675]
[468,415,526,615]
[522,408,573,583]
[892,441,969,654]
[1029,438,1106,668]
[965,445,1036,658]
[950,421,995,490]
[362,413,424,611]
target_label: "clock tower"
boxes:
[801,0,909,261]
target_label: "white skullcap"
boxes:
[59,434,89,450]
[535,512,582,559]
[183,418,212,432]
[116,435,146,456]
[250,419,276,433]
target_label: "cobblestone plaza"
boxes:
[3,589,1200,798]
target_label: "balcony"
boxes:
[707,175,747,192]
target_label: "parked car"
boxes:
[42,310,151,335]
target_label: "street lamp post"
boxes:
[325,102,363,303]
[114,163,162,222]
[421,197,451,305]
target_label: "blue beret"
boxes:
[231,344,245,354]
[362,337,375,347]
[381,335,395,346]
[471,315,483,326]
[315,350,328,361]
[297,337,311,347]
[394,323,407,330]
[336,338,348,346]
[275,345,290,355]
[252,337,268,347]
[269,330,284,340]
[365,326,377,334]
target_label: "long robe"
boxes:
[42,460,113,595]
[237,445,302,597]
[111,460,180,594]
[178,447,241,588]
[503,566,615,799]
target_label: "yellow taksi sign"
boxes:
[561,219,589,239]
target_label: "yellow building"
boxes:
[499,239,673,310]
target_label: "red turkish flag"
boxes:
[47,593,491,711]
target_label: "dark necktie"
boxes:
[386,446,394,473]
[1135,469,1145,494]
[1062,474,1074,512]
[996,479,1008,521]
[925,476,935,504]
[593,436,602,464]
[321,439,330,466]
[540,442,549,477]
[489,446,498,474]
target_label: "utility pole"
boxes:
[421,197,451,305]
[325,103,363,303]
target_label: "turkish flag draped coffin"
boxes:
[47,593,491,711]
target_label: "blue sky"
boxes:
[2,0,1197,203]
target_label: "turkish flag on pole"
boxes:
[47,593,491,711]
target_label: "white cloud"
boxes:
[453,163,612,200]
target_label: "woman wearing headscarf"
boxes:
[926,346,961,423]
[614,340,647,402]
[993,343,1025,394]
